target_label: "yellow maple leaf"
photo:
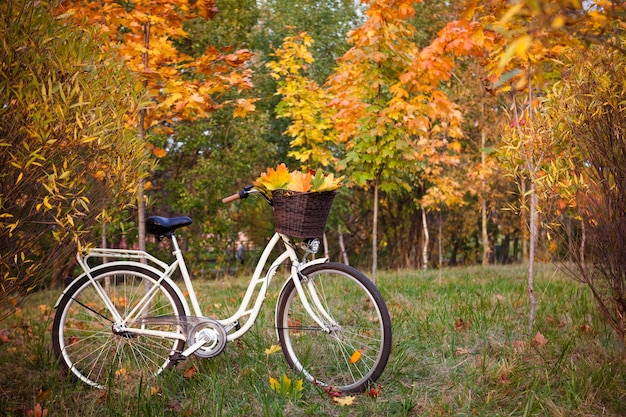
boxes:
[293,378,303,393]
[333,395,356,406]
[265,344,282,355]
[254,163,291,191]
[318,173,343,192]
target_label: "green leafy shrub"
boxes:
[0,1,148,315]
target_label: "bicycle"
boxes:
[52,186,392,393]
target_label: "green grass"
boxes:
[1,264,625,416]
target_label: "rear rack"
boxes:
[78,248,169,273]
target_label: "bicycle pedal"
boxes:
[168,352,187,364]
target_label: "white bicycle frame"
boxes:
[57,231,333,349]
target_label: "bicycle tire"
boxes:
[276,262,392,393]
[52,264,186,389]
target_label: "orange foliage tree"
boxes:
[57,0,256,248]
[336,2,497,278]
[271,0,491,278]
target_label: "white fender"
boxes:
[54,261,191,316]
[274,257,329,339]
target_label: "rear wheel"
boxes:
[276,262,392,393]
[52,265,185,389]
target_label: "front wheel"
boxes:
[276,262,392,393]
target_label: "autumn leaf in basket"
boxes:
[288,170,313,192]
[254,163,291,191]
[254,164,343,196]
[310,170,342,192]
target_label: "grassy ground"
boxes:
[1,263,624,416]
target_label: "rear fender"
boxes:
[54,261,191,316]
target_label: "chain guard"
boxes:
[139,315,228,358]
[187,319,227,358]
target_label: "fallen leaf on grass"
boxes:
[500,373,510,385]
[37,304,51,315]
[365,385,382,397]
[454,317,470,332]
[96,390,108,403]
[269,374,303,399]
[323,386,343,398]
[183,365,197,379]
[334,396,356,406]
[531,332,548,347]
[36,387,50,402]
[512,340,527,354]
[455,347,470,356]
[264,344,282,355]
[26,403,48,417]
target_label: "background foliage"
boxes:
[1,0,625,341]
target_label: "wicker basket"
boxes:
[272,190,336,238]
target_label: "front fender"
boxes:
[273,257,329,339]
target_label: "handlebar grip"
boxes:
[222,193,241,204]
[222,185,254,204]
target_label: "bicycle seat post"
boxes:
[170,233,203,317]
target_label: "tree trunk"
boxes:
[137,20,150,258]
[580,217,586,267]
[421,207,429,270]
[481,130,490,266]
[338,227,349,265]
[101,209,108,262]
[450,239,460,265]
[371,175,379,281]
[102,210,110,292]
[528,181,538,328]
[521,179,529,262]
[438,211,443,281]
[323,232,329,259]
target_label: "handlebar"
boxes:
[222,185,256,204]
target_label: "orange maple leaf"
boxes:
[183,365,197,379]
[349,349,362,364]
[152,147,167,158]
[233,98,256,118]
[287,170,312,192]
